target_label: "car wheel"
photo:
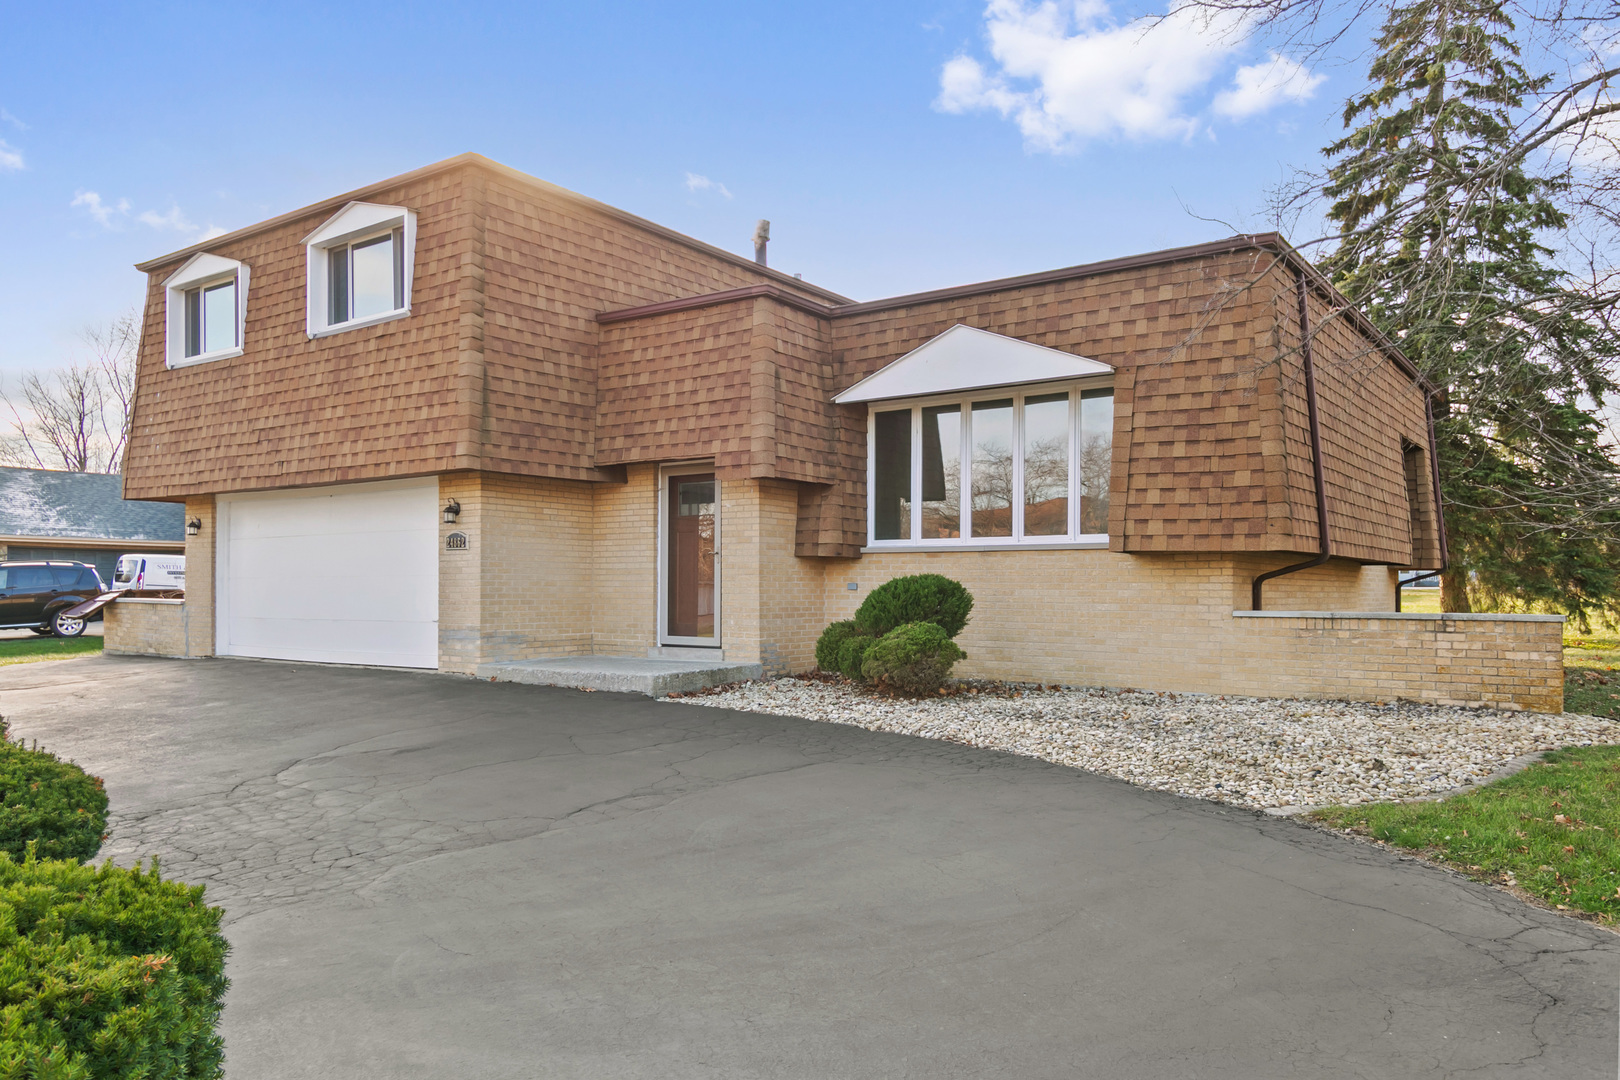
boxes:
[50,611,85,638]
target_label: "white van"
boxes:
[113,554,186,592]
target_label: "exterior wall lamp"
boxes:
[186,517,202,537]
[442,499,461,524]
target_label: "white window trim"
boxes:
[163,253,249,369]
[864,378,1114,551]
[303,201,416,339]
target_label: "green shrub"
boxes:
[861,622,967,696]
[853,574,974,639]
[0,725,108,864]
[835,635,878,682]
[0,851,229,1080]
[814,620,868,674]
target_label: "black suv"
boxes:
[0,561,103,638]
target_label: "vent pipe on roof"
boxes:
[753,220,770,266]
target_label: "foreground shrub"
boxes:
[853,574,974,639]
[0,722,107,863]
[814,620,867,674]
[0,851,228,1080]
[861,622,968,696]
[836,635,877,681]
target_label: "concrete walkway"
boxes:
[476,654,762,695]
[2,655,1615,1078]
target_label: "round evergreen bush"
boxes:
[814,620,868,674]
[853,574,974,639]
[861,621,968,696]
[0,727,108,864]
[835,635,877,682]
[0,850,229,1080]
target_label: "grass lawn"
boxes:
[1314,745,1620,924]
[0,635,103,665]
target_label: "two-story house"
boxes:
[112,154,1564,710]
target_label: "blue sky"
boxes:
[0,0,1366,375]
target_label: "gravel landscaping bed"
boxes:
[676,677,1620,809]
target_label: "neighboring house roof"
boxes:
[0,468,184,542]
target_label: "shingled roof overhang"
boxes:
[595,232,1434,394]
[133,154,852,306]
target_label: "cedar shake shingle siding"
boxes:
[122,156,1440,571]
[124,156,841,501]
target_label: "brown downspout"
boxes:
[1395,392,1451,610]
[1252,271,1332,610]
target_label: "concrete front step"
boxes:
[476,656,763,697]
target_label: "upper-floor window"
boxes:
[866,384,1114,546]
[163,253,249,368]
[304,201,416,338]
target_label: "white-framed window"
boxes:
[303,201,416,338]
[163,253,249,369]
[866,381,1115,547]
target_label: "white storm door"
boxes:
[217,478,439,668]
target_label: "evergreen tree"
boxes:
[1321,0,1620,622]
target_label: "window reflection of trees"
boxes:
[1079,433,1111,534]
[1023,435,1069,535]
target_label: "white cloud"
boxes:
[0,108,26,131]
[71,190,130,227]
[73,193,227,238]
[684,172,733,199]
[0,140,22,172]
[137,206,196,231]
[136,205,228,239]
[938,0,1322,150]
[1213,53,1326,119]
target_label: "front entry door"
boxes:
[662,471,719,646]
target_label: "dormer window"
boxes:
[164,253,249,368]
[304,201,415,337]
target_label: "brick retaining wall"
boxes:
[1230,612,1564,712]
[103,598,196,658]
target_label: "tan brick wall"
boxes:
[479,473,594,662]
[180,495,216,657]
[438,472,483,673]
[718,479,824,674]
[591,464,658,655]
[1229,613,1564,712]
[816,549,1557,710]
[104,599,190,657]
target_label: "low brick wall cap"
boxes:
[1232,610,1565,622]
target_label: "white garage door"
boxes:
[218,479,439,668]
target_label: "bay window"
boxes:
[867,383,1113,546]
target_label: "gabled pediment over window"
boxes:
[833,324,1113,404]
[163,252,249,369]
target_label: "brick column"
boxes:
[179,495,215,656]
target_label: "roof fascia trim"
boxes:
[597,283,836,324]
[134,154,852,304]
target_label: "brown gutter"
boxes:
[1251,271,1333,611]
[1396,392,1452,610]
[593,232,1433,395]
[597,283,835,324]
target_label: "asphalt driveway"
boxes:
[1,655,1615,1078]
